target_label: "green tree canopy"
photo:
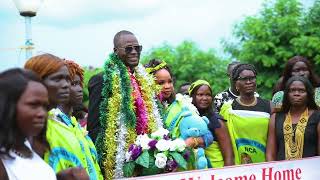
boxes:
[141,41,229,95]
[223,0,320,99]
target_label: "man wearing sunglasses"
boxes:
[87,30,162,179]
[88,30,142,142]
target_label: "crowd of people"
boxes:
[0,30,319,180]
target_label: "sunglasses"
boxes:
[118,45,142,54]
[237,76,256,82]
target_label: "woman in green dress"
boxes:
[144,59,214,169]
[220,63,272,165]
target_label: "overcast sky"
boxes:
[0,0,315,71]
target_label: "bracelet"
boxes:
[192,137,199,147]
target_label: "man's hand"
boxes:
[56,167,89,180]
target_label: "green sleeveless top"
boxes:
[164,94,199,139]
[163,94,200,170]
[220,100,270,165]
[44,109,103,180]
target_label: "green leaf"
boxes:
[135,150,150,168]
[141,157,163,176]
[123,161,136,177]
[170,152,187,170]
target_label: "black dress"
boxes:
[275,111,320,160]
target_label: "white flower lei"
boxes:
[175,93,199,114]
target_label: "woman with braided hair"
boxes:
[220,63,272,165]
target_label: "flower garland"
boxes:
[96,54,163,179]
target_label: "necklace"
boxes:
[11,149,32,159]
[283,108,309,159]
[236,97,257,107]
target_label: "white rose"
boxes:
[155,153,167,168]
[151,128,169,139]
[140,135,152,150]
[135,134,151,148]
[155,139,170,151]
[172,138,186,152]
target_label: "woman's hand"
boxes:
[184,137,204,148]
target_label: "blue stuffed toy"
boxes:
[178,111,214,169]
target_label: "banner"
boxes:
[128,156,320,180]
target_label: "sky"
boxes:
[0,0,315,71]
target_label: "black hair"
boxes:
[277,56,320,92]
[281,76,318,113]
[0,68,48,158]
[178,82,191,95]
[231,63,257,81]
[113,30,134,48]
[144,59,175,104]
[227,61,241,75]
[72,103,88,120]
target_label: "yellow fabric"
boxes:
[44,110,103,180]
[189,80,211,95]
[205,141,224,168]
[284,108,309,160]
[220,102,270,165]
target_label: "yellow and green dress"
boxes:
[220,98,271,165]
[44,108,103,180]
[163,94,213,169]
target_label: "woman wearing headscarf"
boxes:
[189,80,234,167]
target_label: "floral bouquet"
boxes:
[123,128,193,177]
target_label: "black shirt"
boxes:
[275,111,320,160]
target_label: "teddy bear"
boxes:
[178,111,213,169]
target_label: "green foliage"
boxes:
[223,0,320,99]
[123,161,135,177]
[82,67,102,107]
[140,156,162,176]
[135,150,150,168]
[170,152,187,170]
[142,41,230,95]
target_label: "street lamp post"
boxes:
[12,0,43,60]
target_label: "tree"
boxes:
[223,0,320,99]
[141,41,229,95]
